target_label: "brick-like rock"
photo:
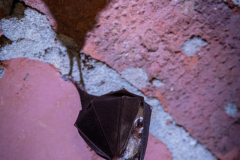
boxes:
[8,0,240,159]
[82,1,240,159]
[0,58,172,160]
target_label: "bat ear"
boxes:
[76,87,96,110]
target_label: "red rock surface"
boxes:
[85,1,240,159]
[0,58,172,160]
[146,134,172,160]
[12,0,240,159]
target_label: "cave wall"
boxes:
[1,0,240,159]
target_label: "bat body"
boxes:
[70,79,152,160]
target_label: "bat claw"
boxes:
[61,75,87,92]
[61,75,74,82]
[78,85,87,92]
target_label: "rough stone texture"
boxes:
[79,1,240,159]
[71,1,239,160]
[224,0,240,8]
[0,58,172,160]
[182,37,207,56]
[121,67,149,89]
[0,8,71,77]
[225,102,238,118]
[0,58,91,160]
[232,0,240,6]
[77,54,216,160]
[1,9,55,41]
[145,134,172,160]
[152,79,164,88]
[141,29,161,52]
[1,0,239,159]
[13,1,238,156]
[0,6,217,160]
[224,0,240,14]
[21,0,110,49]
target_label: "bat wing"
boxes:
[74,88,152,160]
[74,102,113,159]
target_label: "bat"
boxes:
[66,77,152,160]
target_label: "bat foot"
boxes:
[61,75,74,82]
[61,75,87,92]
[78,85,87,92]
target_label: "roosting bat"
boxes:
[67,78,152,160]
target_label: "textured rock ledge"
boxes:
[2,0,239,159]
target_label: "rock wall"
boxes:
[0,58,172,160]
[0,4,216,159]
[1,0,240,159]
[82,1,240,159]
